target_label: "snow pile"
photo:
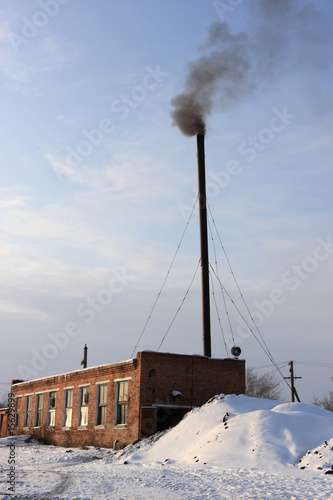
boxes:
[121,395,333,471]
[1,396,332,500]
[298,438,333,474]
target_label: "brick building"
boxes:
[8,351,245,449]
[0,407,8,438]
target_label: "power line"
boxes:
[207,204,278,361]
[207,205,291,390]
[130,195,198,358]
[209,264,291,391]
[252,363,289,370]
[156,259,201,352]
[293,361,333,369]
[208,217,236,346]
[253,361,333,370]
[210,271,229,357]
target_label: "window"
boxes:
[96,384,107,426]
[115,381,128,425]
[63,389,73,427]
[48,391,56,427]
[78,386,89,427]
[35,394,43,427]
[24,395,32,428]
[14,398,20,428]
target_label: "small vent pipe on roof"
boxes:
[81,344,88,369]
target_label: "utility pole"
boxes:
[284,361,301,402]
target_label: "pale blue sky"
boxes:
[1,0,332,403]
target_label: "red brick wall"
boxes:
[11,359,141,449]
[0,409,8,438]
[10,351,245,448]
[138,351,245,407]
[137,351,245,437]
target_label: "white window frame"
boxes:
[115,380,128,426]
[95,384,107,426]
[78,386,89,427]
[63,388,73,428]
[24,395,32,428]
[47,391,56,427]
[35,393,43,427]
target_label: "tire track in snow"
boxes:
[0,456,102,500]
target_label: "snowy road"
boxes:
[1,396,332,499]
[1,445,332,500]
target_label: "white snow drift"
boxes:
[119,394,333,472]
[0,395,332,499]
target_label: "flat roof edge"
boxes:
[139,350,245,361]
[11,358,135,387]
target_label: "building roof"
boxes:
[11,357,135,387]
[11,350,242,388]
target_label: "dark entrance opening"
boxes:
[156,407,190,432]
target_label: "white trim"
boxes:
[10,358,134,387]
[95,380,109,385]
[63,386,74,390]
[23,393,34,397]
[114,379,129,426]
[44,388,59,393]
[78,383,91,387]
[35,391,45,395]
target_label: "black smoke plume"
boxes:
[171,0,323,137]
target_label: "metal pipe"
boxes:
[81,344,88,369]
[196,134,211,357]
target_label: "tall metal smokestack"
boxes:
[196,134,211,357]
[81,344,88,369]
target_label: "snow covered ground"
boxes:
[0,395,332,499]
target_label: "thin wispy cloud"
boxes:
[0,0,332,402]
[0,15,81,92]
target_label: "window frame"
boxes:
[95,384,107,427]
[24,395,32,428]
[78,386,89,427]
[14,397,20,429]
[47,391,57,427]
[115,380,129,426]
[34,393,43,428]
[62,388,73,428]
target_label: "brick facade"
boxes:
[8,351,245,449]
[0,408,8,438]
